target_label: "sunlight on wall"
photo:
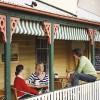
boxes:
[40,0,77,14]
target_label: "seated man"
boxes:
[67,48,97,86]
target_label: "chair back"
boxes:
[0,87,18,100]
[11,87,18,100]
[0,90,5,100]
[0,90,4,95]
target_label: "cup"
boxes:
[35,80,40,86]
[54,73,58,78]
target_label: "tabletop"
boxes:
[28,84,48,93]
[54,77,67,81]
[57,77,67,79]
[28,84,48,89]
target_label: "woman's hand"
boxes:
[39,90,42,94]
[25,80,29,84]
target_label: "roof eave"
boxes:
[0,2,100,26]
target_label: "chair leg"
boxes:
[0,96,5,100]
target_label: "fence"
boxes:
[25,80,100,100]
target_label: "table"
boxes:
[28,84,48,93]
[54,77,67,82]
[54,77,71,88]
[28,84,48,88]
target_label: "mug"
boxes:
[35,80,40,86]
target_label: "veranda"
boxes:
[0,1,100,100]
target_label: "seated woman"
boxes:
[27,63,49,92]
[14,64,39,100]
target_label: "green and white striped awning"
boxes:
[95,31,100,42]
[15,20,100,41]
[15,19,45,36]
[54,25,89,41]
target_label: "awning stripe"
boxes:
[25,21,29,34]
[29,20,35,35]
[55,25,89,41]
[22,20,27,34]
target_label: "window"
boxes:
[95,48,100,71]
[35,37,48,72]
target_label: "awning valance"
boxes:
[15,20,100,42]
[95,31,100,42]
[54,25,89,41]
[15,20,45,36]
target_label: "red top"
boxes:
[14,76,39,97]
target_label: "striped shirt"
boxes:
[28,72,49,85]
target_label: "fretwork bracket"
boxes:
[54,24,59,35]
[0,15,6,42]
[11,17,20,42]
[87,28,97,45]
[42,22,51,44]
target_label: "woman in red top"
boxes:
[14,64,39,100]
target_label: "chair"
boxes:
[0,96,5,100]
[0,87,18,100]
[54,81,62,90]
[0,90,4,95]
[11,87,18,100]
[11,86,34,100]
[0,90,5,100]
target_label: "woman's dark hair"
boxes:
[72,48,83,57]
[15,65,24,76]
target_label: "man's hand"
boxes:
[66,70,75,83]
[66,72,71,79]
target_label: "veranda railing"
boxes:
[25,80,100,100]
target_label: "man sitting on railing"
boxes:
[67,48,97,86]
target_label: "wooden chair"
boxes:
[0,90,4,95]
[11,87,18,100]
[0,87,18,100]
[54,81,62,90]
[0,90,5,100]
[0,96,5,100]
